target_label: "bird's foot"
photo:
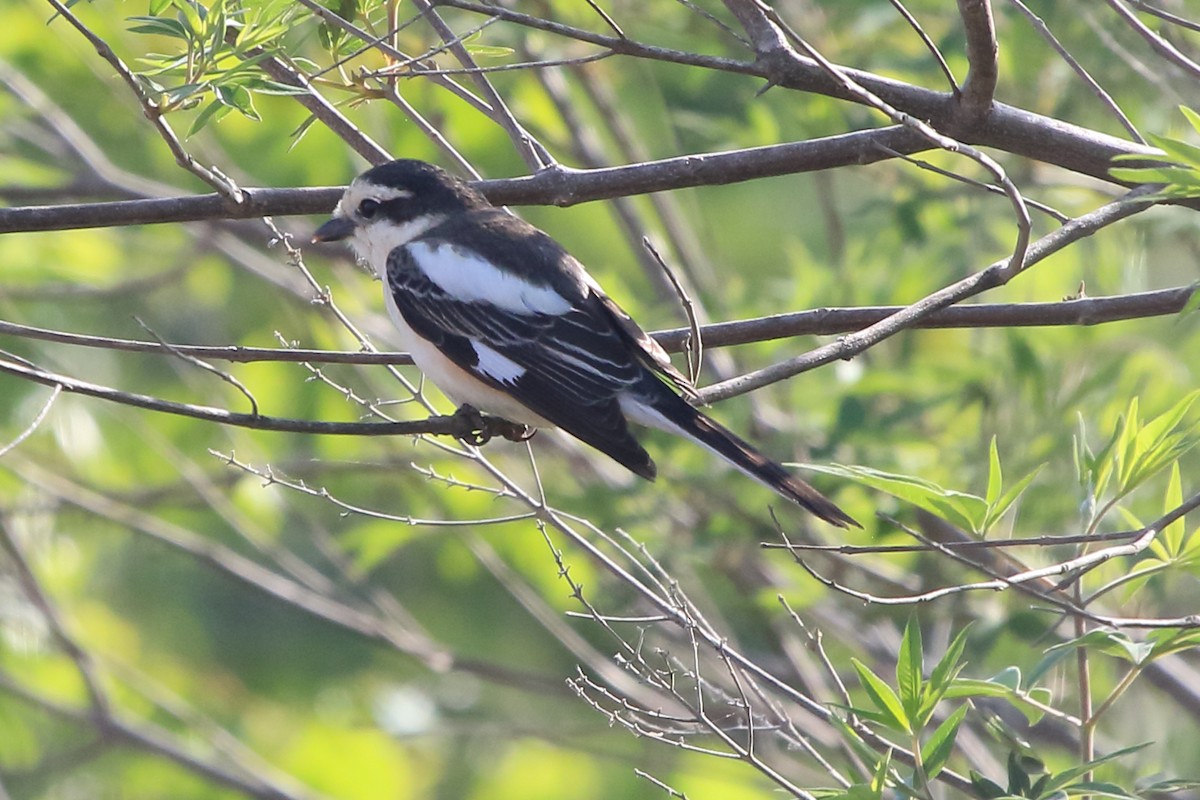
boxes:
[452,404,491,446]
[497,422,537,443]
[451,405,537,446]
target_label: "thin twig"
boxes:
[134,317,260,417]
[1104,0,1200,80]
[1126,1,1200,33]
[643,237,704,386]
[1006,0,1144,143]
[890,0,959,93]
[0,385,60,459]
[698,188,1156,403]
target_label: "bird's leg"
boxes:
[451,404,491,446]
[451,405,537,445]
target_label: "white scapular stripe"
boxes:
[382,286,549,426]
[407,241,573,315]
[472,340,527,384]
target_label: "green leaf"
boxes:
[1108,165,1200,187]
[1044,629,1154,666]
[919,624,972,721]
[1027,640,1082,688]
[869,749,891,795]
[1146,132,1200,168]
[921,704,967,779]
[1008,751,1033,796]
[897,616,923,722]
[930,627,972,690]
[943,675,1048,726]
[127,16,189,38]
[970,771,1008,800]
[173,0,204,38]
[187,99,232,136]
[1138,778,1200,793]
[1039,743,1151,794]
[1161,462,1186,558]
[1147,627,1200,660]
[163,81,209,107]
[986,436,1002,507]
[986,463,1045,533]
[851,659,910,733]
[1062,782,1138,800]
[830,714,887,766]
[805,464,989,533]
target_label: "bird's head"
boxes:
[312,159,490,271]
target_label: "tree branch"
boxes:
[0,354,515,439]
[2,287,1192,365]
[700,188,1158,401]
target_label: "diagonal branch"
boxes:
[699,188,1158,402]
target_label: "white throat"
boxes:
[351,214,446,277]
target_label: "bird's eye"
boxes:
[358,198,381,219]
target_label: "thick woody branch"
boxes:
[0,129,925,233]
[956,0,999,117]
[436,0,1163,184]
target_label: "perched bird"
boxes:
[313,159,857,527]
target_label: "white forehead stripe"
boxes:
[407,241,572,315]
[350,182,413,202]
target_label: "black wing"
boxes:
[387,244,661,479]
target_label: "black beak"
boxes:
[312,215,356,243]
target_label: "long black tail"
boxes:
[637,393,859,528]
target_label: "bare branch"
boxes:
[957,0,999,116]
[699,188,1158,402]
[1006,0,1145,143]
[891,0,959,93]
[437,0,1166,184]
[0,385,60,458]
[0,353,510,439]
[3,285,1192,365]
[1105,0,1200,80]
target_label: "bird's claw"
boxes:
[452,404,492,446]
[452,405,536,446]
[499,422,536,443]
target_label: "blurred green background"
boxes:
[1,1,1198,798]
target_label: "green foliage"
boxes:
[1075,391,1199,526]
[2,2,1199,799]
[808,436,1043,535]
[1110,108,1200,200]
[128,0,306,133]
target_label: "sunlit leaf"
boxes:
[921,703,967,779]
[896,616,923,722]
[851,659,910,733]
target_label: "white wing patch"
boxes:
[407,241,573,315]
[472,340,527,384]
